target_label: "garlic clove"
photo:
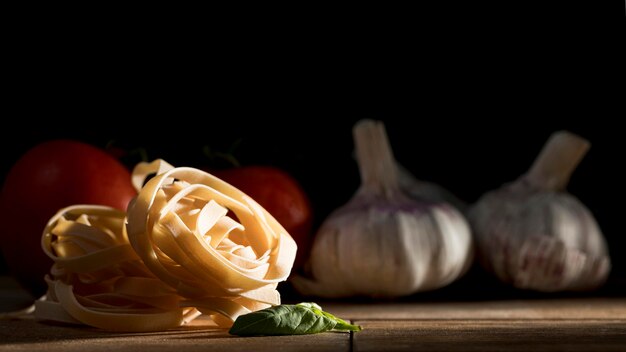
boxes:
[513,235,610,291]
[292,120,473,298]
[469,131,610,292]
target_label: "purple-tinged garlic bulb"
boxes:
[292,119,473,298]
[469,131,610,291]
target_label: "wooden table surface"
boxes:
[2,277,626,351]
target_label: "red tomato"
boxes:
[212,166,313,270]
[0,140,137,296]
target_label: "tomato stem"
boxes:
[202,141,242,168]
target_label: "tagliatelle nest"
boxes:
[35,160,297,331]
[36,205,194,331]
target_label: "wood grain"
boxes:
[2,276,626,352]
[353,319,626,352]
[324,298,626,320]
[0,316,350,352]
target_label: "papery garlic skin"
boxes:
[126,161,297,326]
[292,120,473,298]
[469,131,610,292]
[397,163,467,212]
[304,200,472,297]
[470,186,610,291]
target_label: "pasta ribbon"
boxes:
[35,160,297,331]
[36,205,196,331]
[126,160,297,327]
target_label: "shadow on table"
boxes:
[0,318,233,345]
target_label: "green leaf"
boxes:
[229,303,362,336]
[297,302,362,332]
[295,302,323,310]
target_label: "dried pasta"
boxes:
[35,205,195,331]
[35,160,297,331]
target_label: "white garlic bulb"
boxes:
[292,120,473,298]
[469,131,610,292]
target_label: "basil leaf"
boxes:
[295,302,323,310]
[318,310,362,332]
[228,305,335,336]
[297,302,362,332]
[229,303,362,336]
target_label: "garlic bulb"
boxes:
[292,120,473,298]
[469,131,610,292]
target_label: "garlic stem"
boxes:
[353,120,400,197]
[525,131,590,191]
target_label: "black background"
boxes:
[1,2,623,299]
